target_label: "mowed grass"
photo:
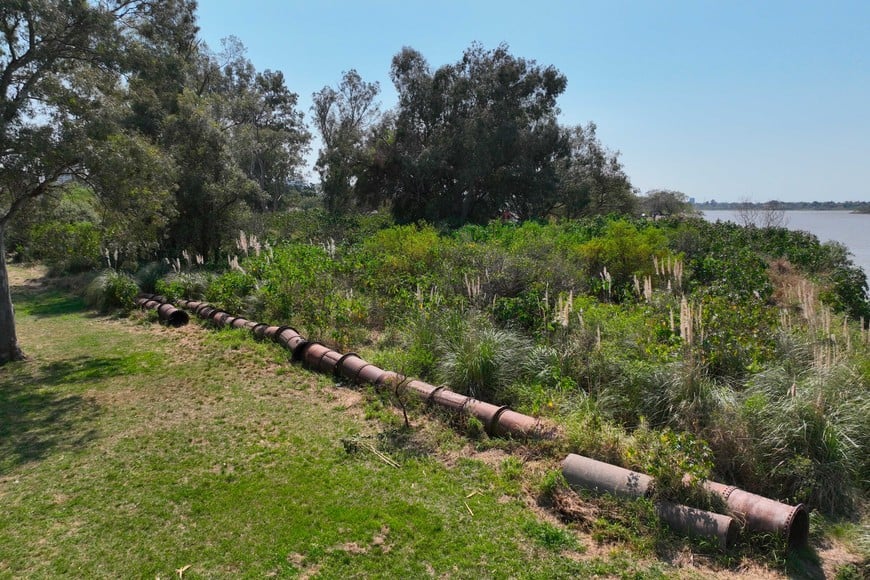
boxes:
[0,266,671,578]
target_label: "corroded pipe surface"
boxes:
[356,364,385,385]
[136,297,189,327]
[301,342,331,369]
[376,371,402,389]
[405,379,438,400]
[562,454,653,499]
[703,483,809,546]
[263,325,282,340]
[336,353,368,381]
[276,327,301,349]
[430,388,470,412]
[655,501,737,550]
[493,409,541,439]
[318,349,343,374]
[230,317,249,329]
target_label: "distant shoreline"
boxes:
[695,201,870,213]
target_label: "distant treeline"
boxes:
[696,200,870,212]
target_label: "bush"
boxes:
[204,270,256,315]
[31,221,102,274]
[84,270,139,313]
[156,271,214,303]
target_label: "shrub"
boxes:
[204,270,256,315]
[84,270,139,313]
[135,261,169,293]
[156,271,213,302]
[31,221,102,274]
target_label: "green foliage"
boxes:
[624,425,715,505]
[84,270,139,313]
[579,220,668,300]
[156,271,214,302]
[30,221,103,274]
[437,316,531,402]
[204,270,256,315]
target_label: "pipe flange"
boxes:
[272,325,294,343]
[485,405,511,435]
[427,385,447,405]
[299,341,324,368]
[719,485,737,501]
[335,352,360,378]
[290,340,310,362]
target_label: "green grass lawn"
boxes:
[0,266,676,578]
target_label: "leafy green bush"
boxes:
[204,270,256,315]
[84,270,139,313]
[31,221,102,274]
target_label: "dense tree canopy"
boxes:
[361,43,569,224]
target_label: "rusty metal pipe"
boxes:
[702,482,808,546]
[336,353,366,381]
[463,400,508,435]
[563,454,736,549]
[493,409,543,439]
[430,388,470,413]
[655,501,738,550]
[356,364,386,385]
[562,454,653,499]
[135,297,189,327]
[376,371,402,389]
[156,303,189,327]
[230,317,249,329]
[317,349,343,374]
[275,327,301,349]
[301,342,330,370]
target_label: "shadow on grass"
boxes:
[12,288,87,318]
[0,367,100,474]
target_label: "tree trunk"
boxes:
[0,225,25,364]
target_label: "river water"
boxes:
[701,210,870,277]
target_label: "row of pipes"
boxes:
[137,293,809,550]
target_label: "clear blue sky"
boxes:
[196,0,869,202]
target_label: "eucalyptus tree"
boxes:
[0,0,194,364]
[359,43,568,224]
[555,123,637,218]
[311,69,380,214]
[156,37,310,257]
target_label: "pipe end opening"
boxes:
[787,505,810,548]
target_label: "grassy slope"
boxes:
[3,265,858,578]
[0,265,672,578]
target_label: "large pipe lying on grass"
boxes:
[562,454,737,550]
[135,295,189,327]
[563,453,807,548]
[172,297,557,439]
[702,480,809,547]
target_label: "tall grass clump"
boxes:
[84,270,139,313]
[739,361,870,515]
[438,316,532,403]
